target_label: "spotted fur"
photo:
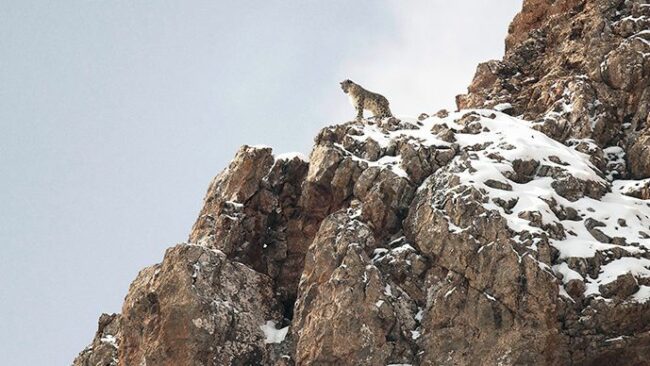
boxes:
[340,79,392,119]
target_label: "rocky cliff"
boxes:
[74,0,650,365]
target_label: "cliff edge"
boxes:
[74,1,650,365]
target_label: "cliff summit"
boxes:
[74,1,650,365]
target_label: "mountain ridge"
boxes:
[74,0,650,365]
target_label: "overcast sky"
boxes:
[0,1,521,364]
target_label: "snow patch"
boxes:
[259,320,289,344]
[444,287,456,298]
[384,284,393,297]
[330,109,650,301]
[494,103,513,112]
[632,286,650,303]
[410,330,421,340]
[100,334,117,347]
[415,307,424,322]
[275,152,309,162]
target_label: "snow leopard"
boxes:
[340,79,393,119]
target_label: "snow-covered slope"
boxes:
[345,110,650,304]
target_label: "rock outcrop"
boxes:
[457,0,650,179]
[73,313,120,366]
[74,1,650,365]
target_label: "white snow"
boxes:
[605,336,627,342]
[351,123,392,149]
[351,116,450,149]
[335,116,452,179]
[632,286,650,303]
[249,144,271,149]
[100,334,117,347]
[583,258,650,297]
[603,146,625,180]
[334,142,409,178]
[342,110,650,302]
[558,285,575,302]
[431,111,650,300]
[259,320,289,344]
[444,287,456,298]
[415,307,424,322]
[225,200,244,209]
[372,248,389,262]
[391,243,416,254]
[493,103,513,112]
[613,178,650,195]
[191,262,201,279]
[553,262,584,284]
[384,284,393,297]
[275,152,309,162]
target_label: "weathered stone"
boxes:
[75,1,650,365]
[188,145,310,305]
[458,0,650,174]
[292,212,393,365]
[628,134,650,179]
[566,279,586,299]
[484,178,513,191]
[73,313,120,366]
[506,159,540,183]
[599,273,639,300]
[120,244,283,366]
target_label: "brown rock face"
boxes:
[599,273,640,300]
[403,168,567,365]
[458,0,650,178]
[75,1,650,365]
[188,146,309,306]
[120,244,283,366]
[293,212,392,365]
[73,313,120,366]
[628,133,650,178]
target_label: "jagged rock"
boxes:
[616,177,650,199]
[602,40,649,91]
[434,109,448,118]
[565,279,586,299]
[292,211,392,365]
[506,159,540,183]
[484,178,513,191]
[73,313,120,366]
[458,0,650,177]
[189,146,310,305]
[599,273,639,300]
[416,271,567,365]
[76,109,650,365]
[119,244,283,366]
[628,133,650,179]
[75,1,650,365]
[403,140,567,364]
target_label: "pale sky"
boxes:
[0,1,521,364]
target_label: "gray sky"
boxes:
[0,1,521,364]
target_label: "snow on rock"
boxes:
[74,3,650,365]
[275,151,309,162]
[493,102,513,112]
[260,320,289,344]
[338,110,650,303]
[249,144,272,149]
